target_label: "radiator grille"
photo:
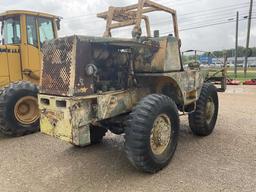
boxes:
[41,37,75,96]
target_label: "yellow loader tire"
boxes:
[0,81,40,136]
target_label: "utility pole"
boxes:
[244,0,254,78]
[234,11,239,78]
[194,50,197,63]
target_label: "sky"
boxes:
[0,0,255,52]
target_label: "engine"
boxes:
[40,35,131,96]
[91,45,130,92]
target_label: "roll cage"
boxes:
[97,0,179,39]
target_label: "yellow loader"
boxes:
[0,10,60,136]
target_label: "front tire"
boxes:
[188,83,219,136]
[0,81,39,136]
[125,94,180,173]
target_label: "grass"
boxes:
[227,69,256,81]
[208,68,256,82]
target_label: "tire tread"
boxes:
[0,81,39,136]
[125,94,179,173]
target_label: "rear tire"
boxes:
[188,83,219,136]
[0,81,39,136]
[125,94,180,173]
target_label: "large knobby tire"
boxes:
[0,81,40,136]
[188,83,219,136]
[125,94,180,173]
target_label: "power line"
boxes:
[63,5,250,24]
[91,16,256,36]
[62,10,255,35]
[179,2,250,16]
[179,5,250,20]
[63,1,250,21]
[148,6,251,27]
[175,13,254,29]
[153,15,254,34]
[162,17,256,35]
[61,3,251,30]
[151,9,251,27]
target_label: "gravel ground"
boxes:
[0,85,255,192]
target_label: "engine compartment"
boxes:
[91,45,130,92]
[40,35,181,97]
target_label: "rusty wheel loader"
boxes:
[39,0,226,173]
[0,10,60,136]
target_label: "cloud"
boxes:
[0,0,255,51]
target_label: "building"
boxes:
[211,57,256,67]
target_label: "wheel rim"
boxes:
[150,114,172,156]
[14,96,39,125]
[205,97,215,124]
